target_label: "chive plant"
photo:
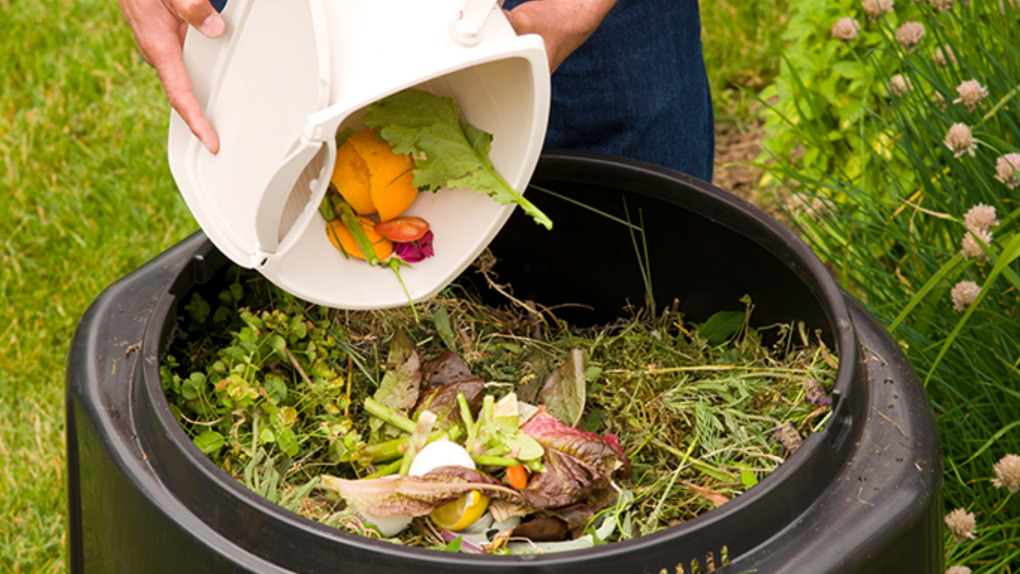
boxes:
[761,0,1020,570]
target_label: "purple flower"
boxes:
[394,230,434,263]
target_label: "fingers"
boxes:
[157,48,220,154]
[120,0,222,153]
[167,0,225,38]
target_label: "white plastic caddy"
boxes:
[168,0,550,309]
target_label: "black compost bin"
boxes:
[66,151,943,573]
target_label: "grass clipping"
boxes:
[162,261,837,551]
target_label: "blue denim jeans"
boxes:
[504,0,714,181]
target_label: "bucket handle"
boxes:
[252,135,333,260]
[449,0,502,46]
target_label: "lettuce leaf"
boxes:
[320,466,520,517]
[363,88,552,230]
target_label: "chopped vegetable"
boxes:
[375,216,430,243]
[506,463,529,490]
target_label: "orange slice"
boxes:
[325,216,393,261]
[331,129,418,222]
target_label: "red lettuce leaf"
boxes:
[521,407,632,479]
[519,449,609,510]
[420,351,474,389]
[413,379,485,432]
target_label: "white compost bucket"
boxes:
[168,0,550,309]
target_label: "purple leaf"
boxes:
[803,378,832,406]
[421,351,474,388]
[320,466,520,517]
[774,422,802,452]
[521,408,632,479]
[519,449,608,510]
[413,379,485,432]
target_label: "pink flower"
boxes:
[994,153,1020,188]
[862,0,895,19]
[929,0,954,11]
[992,453,1020,493]
[832,17,861,41]
[944,123,976,158]
[394,230,434,263]
[888,74,913,97]
[953,80,989,113]
[963,204,998,233]
[951,280,980,312]
[961,229,992,261]
[896,21,925,52]
[944,508,977,542]
[933,45,957,67]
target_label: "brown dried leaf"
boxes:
[686,482,729,508]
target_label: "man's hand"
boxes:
[118,0,224,153]
[503,0,618,74]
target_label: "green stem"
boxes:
[364,425,464,463]
[333,196,380,267]
[471,455,518,467]
[365,459,402,479]
[364,397,416,434]
[399,410,437,476]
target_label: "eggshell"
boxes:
[408,440,476,477]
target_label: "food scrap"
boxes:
[321,88,552,270]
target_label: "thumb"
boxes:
[169,0,225,38]
[502,8,535,36]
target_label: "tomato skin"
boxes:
[374,216,430,243]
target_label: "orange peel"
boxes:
[325,216,393,261]
[331,129,418,222]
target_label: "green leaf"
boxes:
[270,334,286,353]
[441,536,463,553]
[740,470,759,488]
[363,88,552,229]
[335,127,355,148]
[698,311,744,345]
[508,430,544,461]
[277,428,299,458]
[259,427,276,444]
[538,349,587,427]
[193,430,225,454]
[184,293,210,324]
[373,330,422,412]
[831,61,863,79]
[432,305,457,350]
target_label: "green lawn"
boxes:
[0,1,198,570]
[0,1,783,571]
